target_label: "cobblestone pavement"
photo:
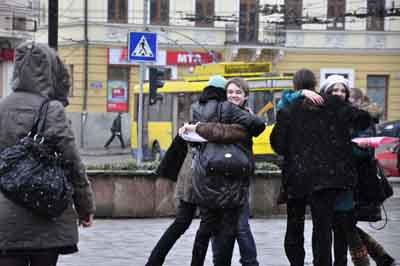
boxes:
[58,196,400,266]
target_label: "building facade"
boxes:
[0,0,38,97]
[35,0,400,148]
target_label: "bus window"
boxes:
[249,90,276,125]
[148,93,173,121]
[177,92,200,124]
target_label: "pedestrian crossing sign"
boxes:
[128,32,157,62]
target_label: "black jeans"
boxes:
[104,132,125,148]
[212,199,259,266]
[285,197,307,266]
[310,190,339,266]
[191,207,240,266]
[145,200,197,266]
[333,211,348,266]
[0,252,59,266]
[333,211,370,266]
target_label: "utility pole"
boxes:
[137,0,148,164]
[48,0,58,50]
[81,0,89,148]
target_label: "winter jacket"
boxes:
[0,42,95,252]
[111,114,122,133]
[191,90,265,208]
[270,95,371,199]
[158,123,250,203]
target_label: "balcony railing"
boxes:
[225,24,400,50]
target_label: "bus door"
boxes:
[248,89,277,157]
[144,93,174,159]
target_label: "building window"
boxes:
[327,0,345,30]
[150,0,169,25]
[239,0,259,42]
[367,75,388,119]
[284,0,302,30]
[195,0,214,27]
[12,17,27,31]
[108,0,128,23]
[367,0,384,31]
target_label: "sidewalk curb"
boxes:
[80,148,132,156]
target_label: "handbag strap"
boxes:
[30,98,52,137]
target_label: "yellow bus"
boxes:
[131,62,293,160]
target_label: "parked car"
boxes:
[376,142,400,177]
[376,120,400,138]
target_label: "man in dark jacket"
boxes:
[270,81,370,266]
[104,112,125,149]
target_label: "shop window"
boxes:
[150,0,169,25]
[108,0,128,23]
[195,0,214,27]
[107,67,129,112]
[327,0,345,30]
[367,0,385,31]
[239,0,259,42]
[284,0,302,29]
[367,75,388,119]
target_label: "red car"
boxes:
[376,143,400,177]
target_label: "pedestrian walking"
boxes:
[189,75,265,266]
[104,112,125,149]
[271,72,371,266]
[0,42,95,266]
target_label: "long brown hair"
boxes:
[225,77,250,96]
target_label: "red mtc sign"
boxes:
[166,51,220,65]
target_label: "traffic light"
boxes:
[149,67,165,105]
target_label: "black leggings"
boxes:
[0,252,59,266]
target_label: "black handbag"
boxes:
[196,142,254,177]
[195,103,254,178]
[354,201,382,222]
[356,158,393,204]
[0,99,73,219]
[354,158,393,223]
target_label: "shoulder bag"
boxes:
[0,99,73,219]
[354,158,393,222]
[195,103,254,178]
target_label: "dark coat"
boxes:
[191,92,265,208]
[111,114,122,133]
[0,42,95,252]
[157,123,250,203]
[270,95,371,199]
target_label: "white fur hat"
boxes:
[320,74,350,93]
